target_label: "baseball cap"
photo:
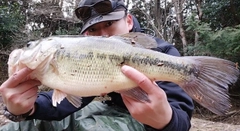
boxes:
[75,0,127,34]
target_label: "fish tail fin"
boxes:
[180,56,239,115]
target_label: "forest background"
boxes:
[0,0,240,130]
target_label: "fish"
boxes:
[7,32,239,115]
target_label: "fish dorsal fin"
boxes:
[52,89,67,107]
[113,32,158,49]
[66,95,82,108]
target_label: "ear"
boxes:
[126,14,134,32]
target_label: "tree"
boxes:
[203,0,240,30]
[173,0,188,55]
[0,1,25,48]
[185,0,240,62]
[129,0,177,42]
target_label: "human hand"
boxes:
[0,68,40,115]
[121,65,172,129]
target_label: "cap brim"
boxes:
[80,10,125,34]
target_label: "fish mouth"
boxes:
[17,40,58,70]
[8,49,24,76]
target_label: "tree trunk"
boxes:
[173,0,188,56]
[153,0,162,38]
[194,0,202,55]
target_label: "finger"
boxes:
[10,93,37,115]
[2,67,33,88]
[122,94,149,118]
[121,65,158,94]
[21,85,39,99]
[21,86,38,110]
[2,80,40,104]
[17,80,41,93]
[121,94,139,106]
[121,94,131,107]
[121,94,140,112]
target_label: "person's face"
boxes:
[85,14,133,36]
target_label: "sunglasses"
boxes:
[75,0,126,21]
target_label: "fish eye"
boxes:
[26,42,32,47]
[26,41,34,48]
[26,41,39,49]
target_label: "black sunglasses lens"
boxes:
[94,1,113,14]
[77,6,91,20]
[76,0,114,20]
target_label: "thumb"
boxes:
[121,65,158,94]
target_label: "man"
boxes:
[0,0,194,130]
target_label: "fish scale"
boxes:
[8,32,239,115]
[53,46,131,95]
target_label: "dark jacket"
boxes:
[27,16,194,131]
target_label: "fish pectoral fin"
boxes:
[66,95,82,108]
[52,89,67,107]
[117,87,150,102]
[50,60,59,75]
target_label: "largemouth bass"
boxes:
[8,32,239,115]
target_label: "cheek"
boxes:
[111,23,130,35]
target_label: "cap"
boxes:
[75,0,127,34]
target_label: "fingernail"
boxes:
[25,67,33,72]
[121,65,130,73]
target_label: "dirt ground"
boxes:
[190,118,240,131]
[190,109,240,131]
[0,95,240,131]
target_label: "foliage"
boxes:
[185,14,212,56]
[186,11,240,64]
[54,22,82,35]
[203,0,240,30]
[206,26,240,62]
[0,1,25,48]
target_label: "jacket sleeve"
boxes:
[146,38,194,131]
[26,91,95,120]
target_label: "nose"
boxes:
[96,29,110,36]
[98,30,108,36]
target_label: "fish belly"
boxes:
[40,52,139,96]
